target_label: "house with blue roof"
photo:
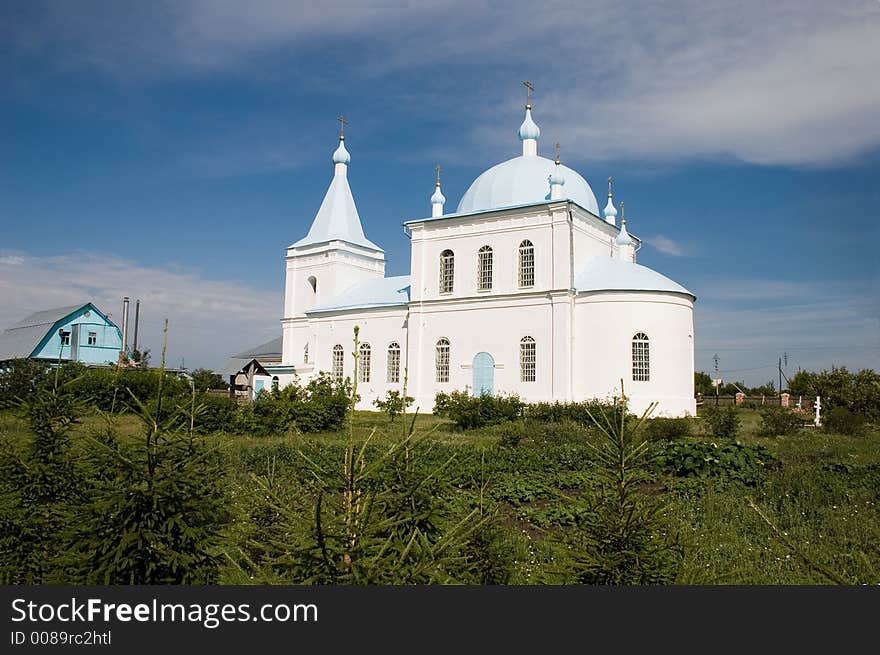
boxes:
[274,89,696,417]
[0,303,122,367]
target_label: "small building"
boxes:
[221,336,286,399]
[0,303,123,367]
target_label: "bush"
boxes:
[703,406,740,440]
[653,441,776,485]
[758,407,804,436]
[643,417,693,441]
[373,389,414,423]
[790,366,880,422]
[432,390,524,430]
[823,407,867,436]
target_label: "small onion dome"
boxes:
[616,219,634,246]
[431,184,446,205]
[549,166,565,187]
[332,137,351,164]
[604,196,617,221]
[518,108,541,141]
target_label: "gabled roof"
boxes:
[308,275,411,313]
[232,336,283,360]
[575,256,694,298]
[0,303,114,361]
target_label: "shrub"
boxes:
[653,441,775,485]
[433,390,524,430]
[643,417,693,441]
[0,359,53,409]
[758,407,804,436]
[703,406,740,440]
[373,389,414,423]
[822,407,867,436]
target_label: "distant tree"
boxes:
[791,366,880,421]
[694,371,714,397]
[129,348,151,369]
[749,380,776,396]
[373,389,414,422]
[191,368,228,392]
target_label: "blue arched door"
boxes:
[472,352,494,396]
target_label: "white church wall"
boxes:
[574,291,696,417]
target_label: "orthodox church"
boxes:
[269,91,696,417]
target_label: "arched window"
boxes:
[332,344,344,381]
[520,336,536,382]
[477,246,493,290]
[518,240,535,288]
[271,375,280,392]
[358,343,371,383]
[303,342,309,364]
[435,338,450,383]
[439,250,454,294]
[387,342,401,383]
[632,333,650,382]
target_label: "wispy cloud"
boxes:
[645,235,684,257]
[0,250,281,370]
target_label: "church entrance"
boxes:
[472,352,494,396]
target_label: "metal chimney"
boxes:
[121,296,130,354]
[133,299,140,352]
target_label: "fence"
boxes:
[696,393,811,409]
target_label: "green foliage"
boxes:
[72,377,232,583]
[433,390,524,430]
[653,441,776,486]
[823,407,867,436]
[0,359,53,409]
[791,366,880,421]
[758,407,804,436]
[643,417,693,441]
[694,371,714,397]
[703,405,741,439]
[191,368,228,392]
[0,386,84,583]
[373,389,414,423]
[567,396,683,584]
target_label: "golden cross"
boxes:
[554,142,561,164]
[337,114,348,138]
[608,176,613,197]
[523,80,534,107]
[435,164,442,186]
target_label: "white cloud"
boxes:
[0,251,281,371]
[644,235,684,257]
[5,2,880,167]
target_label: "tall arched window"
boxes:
[518,240,535,288]
[520,336,536,382]
[439,250,454,294]
[435,338,450,383]
[332,344,344,381]
[387,342,401,383]
[477,246,493,290]
[308,275,317,293]
[358,343,371,383]
[303,342,309,364]
[632,333,650,382]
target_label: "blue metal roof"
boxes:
[575,256,694,298]
[308,275,411,313]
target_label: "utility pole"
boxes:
[714,353,720,406]
[779,357,783,398]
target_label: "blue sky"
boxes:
[1,1,878,383]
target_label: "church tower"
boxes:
[283,120,385,320]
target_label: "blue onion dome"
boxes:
[604,196,617,219]
[518,108,541,141]
[332,137,350,164]
[549,165,566,186]
[431,185,446,205]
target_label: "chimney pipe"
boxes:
[133,299,140,352]
[121,297,130,354]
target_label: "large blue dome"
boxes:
[457,155,599,215]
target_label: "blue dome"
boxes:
[457,155,599,214]
[332,139,350,164]
[518,108,541,141]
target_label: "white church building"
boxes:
[271,96,696,417]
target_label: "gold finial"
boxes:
[337,114,348,139]
[620,201,626,225]
[523,80,534,109]
[554,142,561,165]
[435,164,442,187]
[608,176,613,198]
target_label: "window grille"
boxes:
[520,336,536,382]
[439,250,454,294]
[332,344,344,381]
[477,246,493,290]
[632,333,650,382]
[387,342,401,383]
[435,338,450,383]
[518,240,535,288]
[359,343,371,383]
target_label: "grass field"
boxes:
[1,405,877,584]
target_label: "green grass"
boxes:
[1,406,877,584]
